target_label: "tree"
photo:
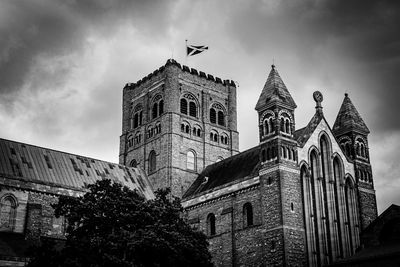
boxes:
[28,179,213,267]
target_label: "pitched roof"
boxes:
[183,146,261,199]
[333,93,370,134]
[255,65,296,110]
[0,138,154,199]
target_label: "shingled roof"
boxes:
[183,146,261,199]
[333,93,370,134]
[0,138,154,199]
[255,65,296,110]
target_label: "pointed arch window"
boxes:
[132,104,143,129]
[187,150,196,171]
[243,203,254,227]
[180,93,198,118]
[207,213,216,236]
[210,103,226,126]
[148,150,156,173]
[0,195,17,231]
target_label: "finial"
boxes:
[271,64,275,70]
[313,91,323,114]
[345,93,348,97]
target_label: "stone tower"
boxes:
[119,59,239,197]
[255,65,306,266]
[333,93,378,229]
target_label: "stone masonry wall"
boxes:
[358,189,378,230]
[120,61,239,197]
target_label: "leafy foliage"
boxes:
[28,179,213,267]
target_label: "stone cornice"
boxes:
[259,164,300,175]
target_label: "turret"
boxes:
[333,93,377,229]
[255,65,306,266]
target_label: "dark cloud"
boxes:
[0,0,175,97]
[223,0,400,132]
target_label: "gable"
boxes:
[297,117,355,179]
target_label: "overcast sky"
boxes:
[1,0,399,213]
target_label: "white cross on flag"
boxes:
[186,44,208,56]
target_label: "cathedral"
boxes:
[0,59,379,266]
[120,59,377,266]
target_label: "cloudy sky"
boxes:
[1,0,399,213]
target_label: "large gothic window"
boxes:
[148,150,156,173]
[0,195,17,231]
[301,164,318,266]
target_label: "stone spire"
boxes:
[255,65,297,111]
[333,93,370,134]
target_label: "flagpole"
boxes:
[185,39,188,66]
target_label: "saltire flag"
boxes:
[186,44,208,56]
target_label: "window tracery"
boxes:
[132,104,143,129]
[210,102,226,126]
[180,93,198,118]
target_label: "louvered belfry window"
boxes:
[210,108,216,124]
[217,111,224,126]
[189,102,197,117]
[180,98,188,114]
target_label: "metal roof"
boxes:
[0,138,154,199]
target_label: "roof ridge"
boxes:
[203,145,260,171]
[124,59,236,90]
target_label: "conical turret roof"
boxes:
[255,65,296,110]
[333,93,370,134]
